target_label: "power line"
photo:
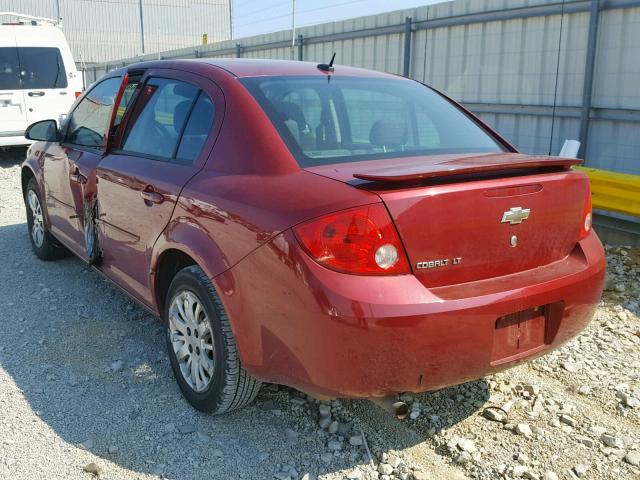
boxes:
[234,10,294,28]
[76,0,227,6]
[234,0,374,31]
[298,0,370,16]
[237,0,292,19]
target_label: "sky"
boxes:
[232,0,447,39]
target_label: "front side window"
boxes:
[17,47,68,89]
[113,80,140,129]
[241,76,504,167]
[121,78,199,159]
[0,47,20,90]
[64,77,121,149]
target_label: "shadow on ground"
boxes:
[0,221,486,479]
[0,147,27,167]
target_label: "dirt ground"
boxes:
[1,148,638,480]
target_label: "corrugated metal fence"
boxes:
[85,0,640,178]
[2,0,231,63]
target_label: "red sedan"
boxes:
[21,59,605,414]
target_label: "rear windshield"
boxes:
[0,47,67,90]
[241,76,504,167]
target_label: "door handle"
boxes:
[70,168,87,184]
[141,185,164,205]
[28,91,45,97]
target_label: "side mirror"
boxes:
[25,120,60,142]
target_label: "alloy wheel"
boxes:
[28,190,45,248]
[168,290,215,392]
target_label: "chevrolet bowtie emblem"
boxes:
[501,207,530,225]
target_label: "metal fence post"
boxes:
[236,43,242,58]
[298,34,304,61]
[578,0,600,160]
[138,0,145,54]
[403,16,412,77]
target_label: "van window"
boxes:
[64,77,121,149]
[19,48,68,89]
[0,47,68,90]
[0,48,20,90]
[121,78,199,159]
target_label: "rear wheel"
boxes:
[165,265,261,413]
[25,178,66,260]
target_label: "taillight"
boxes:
[75,91,82,98]
[579,190,592,240]
[293,204,410,275]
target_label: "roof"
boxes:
[125,58,401,80]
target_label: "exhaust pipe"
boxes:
[370,396,409,420]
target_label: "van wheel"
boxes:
[25,178,66,260]
[165,265,261,413]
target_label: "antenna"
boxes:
[317,52,336,73]
[548,0,566,156]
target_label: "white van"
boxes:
[0,16,83,147]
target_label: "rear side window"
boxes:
[122,79,198,159]
[175,92,215,164]
[0,48,20,90]
[64,77,121,148]
[18,47,68,89]
[121,78,215,163]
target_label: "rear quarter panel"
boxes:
[153,169,380,293]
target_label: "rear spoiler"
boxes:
[353,157,583,183]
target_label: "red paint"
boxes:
[293,204,411,275]
[22,59,605,399]
[106,72,128,152]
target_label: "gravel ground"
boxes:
[1,147,638,480]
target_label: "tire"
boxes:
[165,265,261,413]
[25,177,66,261]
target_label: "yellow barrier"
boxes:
[577,167,640,217]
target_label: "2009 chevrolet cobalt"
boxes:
[21,59,605,414]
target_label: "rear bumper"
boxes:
[218,230,605,398]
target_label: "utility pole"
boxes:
[54,0,61,23]
[229,0,233,40]
[291,0,296,59]
[138,0,145,54]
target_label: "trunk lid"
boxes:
[307,153,589,287]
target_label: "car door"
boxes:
[0,30,26,138]
[43,75,123,254]
[95,70,221,307]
